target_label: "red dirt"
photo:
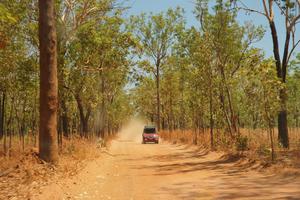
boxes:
[31,138,300,200]
[3,120,300,200]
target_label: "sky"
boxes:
[123,0,300,59]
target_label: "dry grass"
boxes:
[161,129,211,149]
[161,128,300,167]
[0,135,114,199]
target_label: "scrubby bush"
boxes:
[236,136,249,151]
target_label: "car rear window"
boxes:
[144,128,156,133]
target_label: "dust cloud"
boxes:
[117,119,146,143]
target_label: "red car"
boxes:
[142,126,159,144]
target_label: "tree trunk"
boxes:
[61,99,69,137]
[21,101,26,151]
[0,93,1,139]
[220,65,237,135]
[38,0,59,163]
[0,92,5,140]
[209,87,214,149]
[82,118,89,137]
[1,93,6,155]
[75,94,91,137]
[161,104,165,130]
[296,113,299,128]
[209,66,214,149]
[57,116,63,150]
[278,88,289,148]
[57,39,69,138]
[99,71,106,138]
[219,90,233,137]
[269,20,289,148]
[156,61,161,131]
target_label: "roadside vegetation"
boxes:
[1,1,132,195]
[0,0,133,158]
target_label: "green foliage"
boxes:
[129,7,185,61]
[0,4,16,23]
[287,54,300,127]
[58,0,135,135]
[235,136,249,151]
[257,144,271,157]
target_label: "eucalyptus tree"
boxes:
[129,8,185,130]
[63,4,134,137]
[160,57,181,131]
[183,28,216,147]
[56,0,118,137]
[194,0,264,138]
[233,0,300,148]
[132,77,157,123]
[241,60,281,160]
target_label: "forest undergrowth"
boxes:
[161,129,300,170]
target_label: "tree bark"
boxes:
[57,38,69,138]
[61,99,69,137]
[1,93,6,154]
[100,72,106,138]
[0,92,5,140]
[156,60,161,131]
[269,19,289,148]
[220,65,237,135]
[209,84,214,149]
[278,88,289,147]
[75,94,91,137]
[38,0,59,163]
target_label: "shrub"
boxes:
[257,144,271,157]
[236,135,249,151]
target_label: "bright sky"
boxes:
[124,0,300,59]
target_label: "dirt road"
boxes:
[37,121,300,200]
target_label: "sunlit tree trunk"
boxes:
[156,60,161,131]
[38,0,59,163]
[209,81,214,149]
[1,92,6,154]
[0,92,5,140]
[57,39,70,138]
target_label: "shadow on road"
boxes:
[128,143,300,199]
